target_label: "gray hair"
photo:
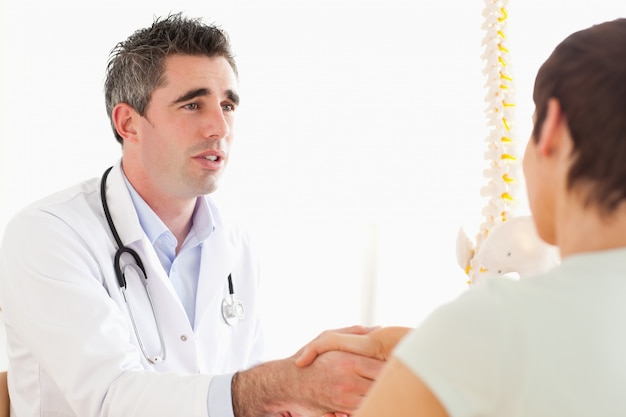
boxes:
[104,13,237,144]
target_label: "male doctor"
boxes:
[0,13,384,417]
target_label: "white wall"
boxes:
[0,0,623,363]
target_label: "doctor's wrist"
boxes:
[231,360,295,417]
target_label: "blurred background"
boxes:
[0,0,623,362]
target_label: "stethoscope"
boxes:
[100,166,245,364]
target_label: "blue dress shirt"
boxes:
[122,172,235,417]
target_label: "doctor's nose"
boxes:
[202,102,231,139]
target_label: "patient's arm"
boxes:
[353,357,449,417]
[294,326,412,367]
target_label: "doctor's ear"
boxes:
[111,103,140,144]
[536,98,566,157]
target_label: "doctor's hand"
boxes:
[294,326,412,368]
[231,334,386,417]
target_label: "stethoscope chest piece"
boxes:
[222,295,245,326]
[221,273,245,326]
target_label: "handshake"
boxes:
[231,325,412,417]
[294,326,412,367]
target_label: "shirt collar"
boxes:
[121,171,216,247]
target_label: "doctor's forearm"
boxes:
[231,350,384,417]
[231,359,298,417]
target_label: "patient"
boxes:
[297,17,626,417]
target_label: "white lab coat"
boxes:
[0,162,264,417]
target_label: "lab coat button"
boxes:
[180,335,188,341]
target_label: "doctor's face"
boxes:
[132,54,238,200]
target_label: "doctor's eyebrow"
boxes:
[171,88,240,106]
[226,90,240,106]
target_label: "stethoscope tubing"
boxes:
[100,166,166,363]
[99,165,245,363]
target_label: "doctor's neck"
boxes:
[121,163,196,253]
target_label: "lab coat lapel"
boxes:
[102,161,183,303]
[195,224,236,328]
[104,161,146,246]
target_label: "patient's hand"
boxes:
[295,326,412,367]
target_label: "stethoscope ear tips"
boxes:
[221,295,245,326]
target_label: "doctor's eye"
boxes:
[183,103,199,110]
[222,102,236,112]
